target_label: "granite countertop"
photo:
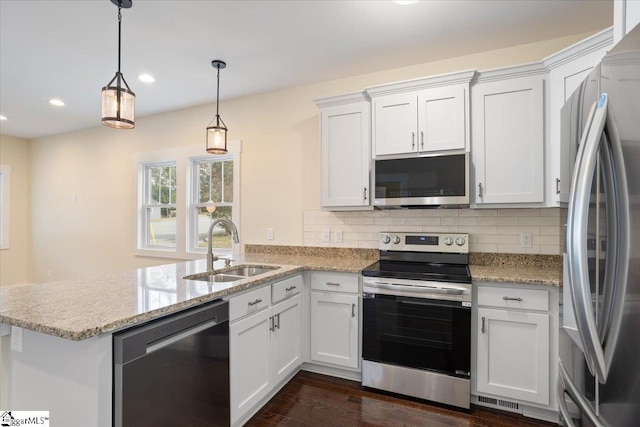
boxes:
[0,251,376,341]
[0,247,562,342]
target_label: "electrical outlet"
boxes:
[335,230,343,243]
[521,233,532,248]
[322,229,330,242]
[11,326,22,352]
[266,228,274,240]
[47,269,52,280]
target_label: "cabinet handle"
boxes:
[421,131,424,149]
[269,315,274,332]
[351,303,356,317]
[364,187,367,201]
[285,285,297,292]
[481,317,486,334]
[326,282,340,286]
[275,313,280,329]
[412,132,415,149]
[478,182,483,198]
[556,178,561,194]
[503,296,523,302]
[248,298,262,306]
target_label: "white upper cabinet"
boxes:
[367,70,475,157]
[544,28,613,206]
[472,66,546,206]
[315,92,371,209]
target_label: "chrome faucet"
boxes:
[207,219,240,271]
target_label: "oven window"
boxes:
[363,294,470,377]
[374,155,466,199]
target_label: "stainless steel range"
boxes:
[361,232,472,409]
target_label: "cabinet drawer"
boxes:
[477,286,549,311]
[310,272,359,294]
[272,275,302,304]
[229,286,271,322]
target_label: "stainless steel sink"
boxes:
[183,265,278,283]
[223,266,278,277]
[183,273,247,283]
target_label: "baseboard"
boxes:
[301,362,361,382]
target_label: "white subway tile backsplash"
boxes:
[303,208,561,254]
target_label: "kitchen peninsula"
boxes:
[0,247,561,426]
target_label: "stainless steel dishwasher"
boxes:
[113,300,229,427]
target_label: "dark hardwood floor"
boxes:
[246,371,558,427]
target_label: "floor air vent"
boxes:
[477,396,520,411]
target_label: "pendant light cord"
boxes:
[215,64,221,122]
[117,3,122,75]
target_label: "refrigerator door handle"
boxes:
[599,106,630,378]
[566,94,609,380]
[558,363,606,427]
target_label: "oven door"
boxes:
[362,280,471,378]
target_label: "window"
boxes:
[0,164,10,250]
[141,162,177,249]
[135,143,240,259]
[190,155,234,253]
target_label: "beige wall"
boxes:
[0,134,30,286]
[24,31,594,282]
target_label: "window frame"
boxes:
[134,143,241,260]
[140,160,178,250]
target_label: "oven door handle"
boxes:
[363,280,468,296]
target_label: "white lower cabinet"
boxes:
[229,276,303,425]
[474,283,558,416]
[476,307,550,405]
[309,272,360,369]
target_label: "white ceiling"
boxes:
[0,0,612,139]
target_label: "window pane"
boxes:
[195,206,232,250]
[146,206,176,247]
[146,164,176,204]
[197,159,232,204]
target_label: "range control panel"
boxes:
[379,232,469,253]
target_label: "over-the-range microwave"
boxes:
[373,152,469,208]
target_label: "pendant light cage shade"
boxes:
[207,59,228,154]
[102,73,135,129]
[206,117,228,154]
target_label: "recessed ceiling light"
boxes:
[138,73,155,83]
[49,99,65,107]
[0,115,7,121]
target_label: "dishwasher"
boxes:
[113,300,229,427]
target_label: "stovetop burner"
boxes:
[362,260,471,284]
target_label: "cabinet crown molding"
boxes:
[473,62,547,84]
[314,91,370,108]
[365,69,476,97]
[543,27,614,70]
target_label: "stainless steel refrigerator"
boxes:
[559,24,640,427]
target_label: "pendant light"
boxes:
[206,60,228,154]
[102,0,135,129]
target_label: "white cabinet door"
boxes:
[476,307,550,405]
[473,76,544,204]
[320,101,371,208]
[229,307,272,425]
[373,93,417,156]
[272,294,302,385]
[310,291,359,369]
[548,39,610,205]
[417,85,466,152]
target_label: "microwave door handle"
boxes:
[600,106,631,378]
[567,94,608,380]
